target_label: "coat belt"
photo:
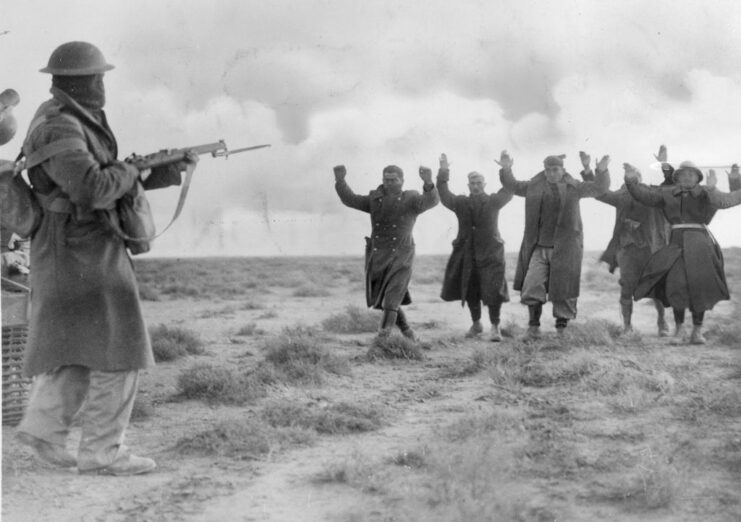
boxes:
[671,223,706,230]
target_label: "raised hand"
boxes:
[728,163,740,179]
[623,162,641,181]
[419,166,433,184]
[654,145,668,163]
[495,150,514,170]
[333,165,346,182]
[596,155,611,172]
[707,169,717,188]
[579,151,591,170]
[439,153,450,171]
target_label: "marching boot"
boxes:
[670,308,687,345]
[396,309,418,342]
[620,300,633,334]
[689,325,706,345]
[555,317,569,338]
[466,320,483,338]
[524,304,543,340]
[378,309,398,337]
[489,323,502,342]
[654,300,669,337]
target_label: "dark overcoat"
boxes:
[627,180,741,312]
[595,185,668,273]
[437,170,512,306]
[335,179,439,310]
[500,168,609,301]
[23,87,153,376]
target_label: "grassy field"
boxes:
[3,251,740,521]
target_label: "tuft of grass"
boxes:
[240,300,264,310]
[292,284,331,298]
[585,458,680,510]
[560,319,619,346]
[261,400,383,434]
[174,418,314,459]
[499,319,524,339]
[367,333,424,361]
[149,324,205,362]
[321,305,380,334]
[257,310,278,320]
[236,322,265,336]
[176,363,266,404]
[390,449,429,469]
[261,327,350,385]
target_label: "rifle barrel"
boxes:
[214,144,271,157]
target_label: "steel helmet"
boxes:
[40,41,115,75]
[0,88,20,145]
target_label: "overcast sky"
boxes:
[3,0,741,256]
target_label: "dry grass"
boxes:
[260,399,384,434]
[321,305,380,333]
[149,324,205,362]
[175,363,266,404]
[235,322,266,336]
[367,333,424,361]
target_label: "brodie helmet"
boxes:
[40,41,115,76]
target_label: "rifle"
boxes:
[126,140,270,170]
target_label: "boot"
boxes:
[654,300,669,337]
[690,325,706,345]
[555,317,569,337]
[396,309,418,341]
[670,323,687,345]
[465,320,483,338]
[489,323,502,342]
[620,300,633,334]
[378,309,398,337]
[16,432,77,468]
[524,325,541,340]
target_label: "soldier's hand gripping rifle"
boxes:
[125,140,271,170]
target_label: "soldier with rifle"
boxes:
[15,41,200,475]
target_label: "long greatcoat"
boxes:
[23,87,153,376]
[595,185,668,273]
[627,180,741,312]
[335,179,439,310]
[437,170,512,306]
[500,168,609,301]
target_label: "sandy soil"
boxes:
[2,255,740,521]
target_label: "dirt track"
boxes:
[3,255,740,521]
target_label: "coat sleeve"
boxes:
[413,183,440,214]
[335,179,371,213]
[706,186,741,210]
[436,169,460,211]
[499,168,528,197]
[37,115,139,209]
[595,189,622,207]
[625,179,664,207]
[489,186,513,209]
[577,168,610,198]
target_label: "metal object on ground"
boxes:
[2,278,31,426]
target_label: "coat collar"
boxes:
[50,86,115,144]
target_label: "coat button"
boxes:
[373,248,378,251]
[392,237,396,240]
[472,226,476,230]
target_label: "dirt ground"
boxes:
[2,254,740,521]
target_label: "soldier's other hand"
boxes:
[579,151,591,170]
[419,166,433,183]
[707,169,718,188]
[333,165,346,181]
[495,150,513,169]
[728,163,740,179]
[596,155,610,172]
[623,163,640,181]
[439,153,450,171]
[654,145,668,163]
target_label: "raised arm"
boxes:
[334,165,371,213]
[624,163,664,208]
[496,150,528,197]
[576,154,610,198]
[436,153,460,210]
[728,164,741,192]
[413,166,440,214]
[595,188,623,207]
[489,186,513,209]
[706,185,741,210]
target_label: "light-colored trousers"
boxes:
[17,365,139,471]
[521,246,578,319]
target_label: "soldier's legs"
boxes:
[552,299,577,334]
[488,298,503,342]
[670,308,688,343]
[18,365,89,448]
[654,299,670,337]
[76,369,140,472]
[521,247,550,338]
[395,308,418,341]
[689,310,706,345]
[379,309,398,336]
[617,246,648,333]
